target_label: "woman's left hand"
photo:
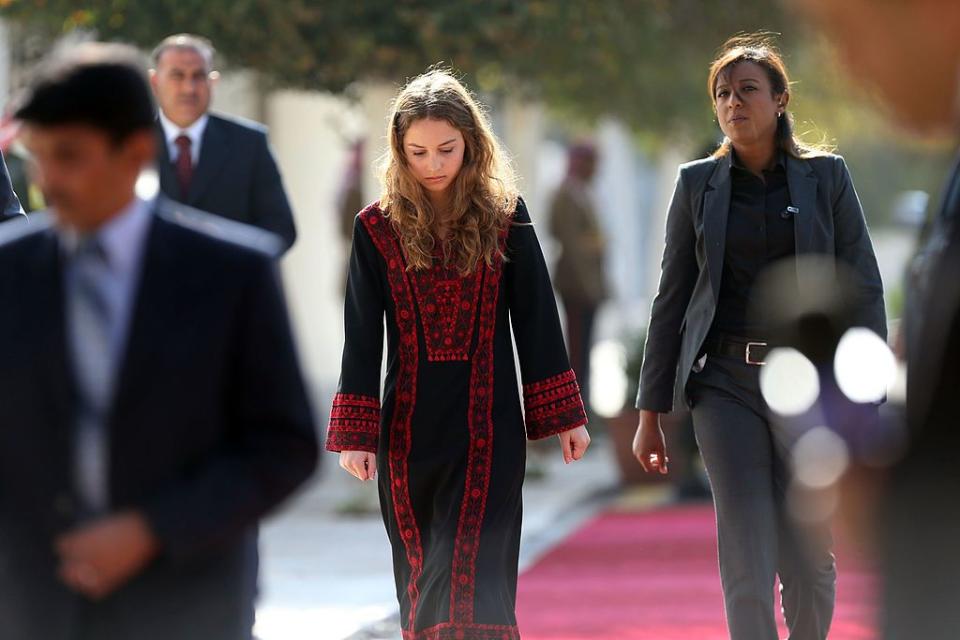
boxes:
[558,425,591,464]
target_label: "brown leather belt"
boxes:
[704,335,770,365]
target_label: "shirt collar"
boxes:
[158,109,209,149]
[60,197,155,272]
[729,147,786,174]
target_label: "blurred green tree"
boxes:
[5,0,953,227]
[1,0,791,141]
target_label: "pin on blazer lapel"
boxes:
[703,153,820,297]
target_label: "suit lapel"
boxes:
[188,117,230,205]
[28,226,75,432]
[910,160,960,427]
[703,156,731,302]
[787,155,818,255]
[108,212,174,427]
[911,238,960,427]
[155,120,179,200]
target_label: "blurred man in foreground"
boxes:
[793,1,960,638]
[0,42,317,640]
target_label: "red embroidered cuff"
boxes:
[326,393,381,453]
[522,369,588,440]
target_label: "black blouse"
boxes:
[709,151,795,340]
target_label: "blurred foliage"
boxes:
[3,0,954,226]
[2,0,794,142]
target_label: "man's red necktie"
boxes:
[174,134,193,198]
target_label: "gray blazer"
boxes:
[636,152,887,413]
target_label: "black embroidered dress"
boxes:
[326,199,587,640]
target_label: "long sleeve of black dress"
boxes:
[326,215,385,453]
[505,199,588,439]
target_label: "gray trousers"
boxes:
[687,354,836,640]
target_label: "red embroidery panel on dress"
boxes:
[449,258,500,624]
[326,393,380,453]
[522,369,588,440]
[360,206,427,634]
[409,258,483,362]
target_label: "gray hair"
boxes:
[151,34,216,71]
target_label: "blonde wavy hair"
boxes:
[379,69,518,274]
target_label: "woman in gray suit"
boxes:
[632,35,886,640]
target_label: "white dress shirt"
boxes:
[159,109,209,166]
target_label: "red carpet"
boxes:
[516,504,877,639]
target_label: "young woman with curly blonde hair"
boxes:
[326,69,591,639]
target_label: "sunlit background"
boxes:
[0,1,950,638]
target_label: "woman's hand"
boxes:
[339,450,376,481]
[559,425,591,464]
[633,410,669,474]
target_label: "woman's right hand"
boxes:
[339,450,377,481]
[632,410,669,474]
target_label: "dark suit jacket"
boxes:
[637,152,887,413]
[156,112,297,253]
[0,148,24,220]
[883,151,960,640]
[905,153,960,432]
[0,198,318,640]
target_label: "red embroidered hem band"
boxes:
[522,369,588,440]
[325,392,381,453]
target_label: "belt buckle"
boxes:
[745,341,768,365]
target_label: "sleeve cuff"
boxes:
[326,393,381,453]
[522,369,588,440]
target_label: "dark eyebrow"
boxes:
[407,138,458,149]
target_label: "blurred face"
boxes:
[402,118,466,200]
[570,150,598,181]
[793,0,960,132]
[150,47,215,128]
[714,61,787,150]
[20,124,154,231]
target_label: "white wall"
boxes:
[264,90,363,409]
[210,69,261,123]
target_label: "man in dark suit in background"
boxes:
[150,34,297,254]
[793,2,960,638]
[0,42,317,640]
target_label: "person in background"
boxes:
[549,141,609,414]
[0,42,317,640]
[792,2,960,638]
[337,138,365,290]
[150,33,297,253]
